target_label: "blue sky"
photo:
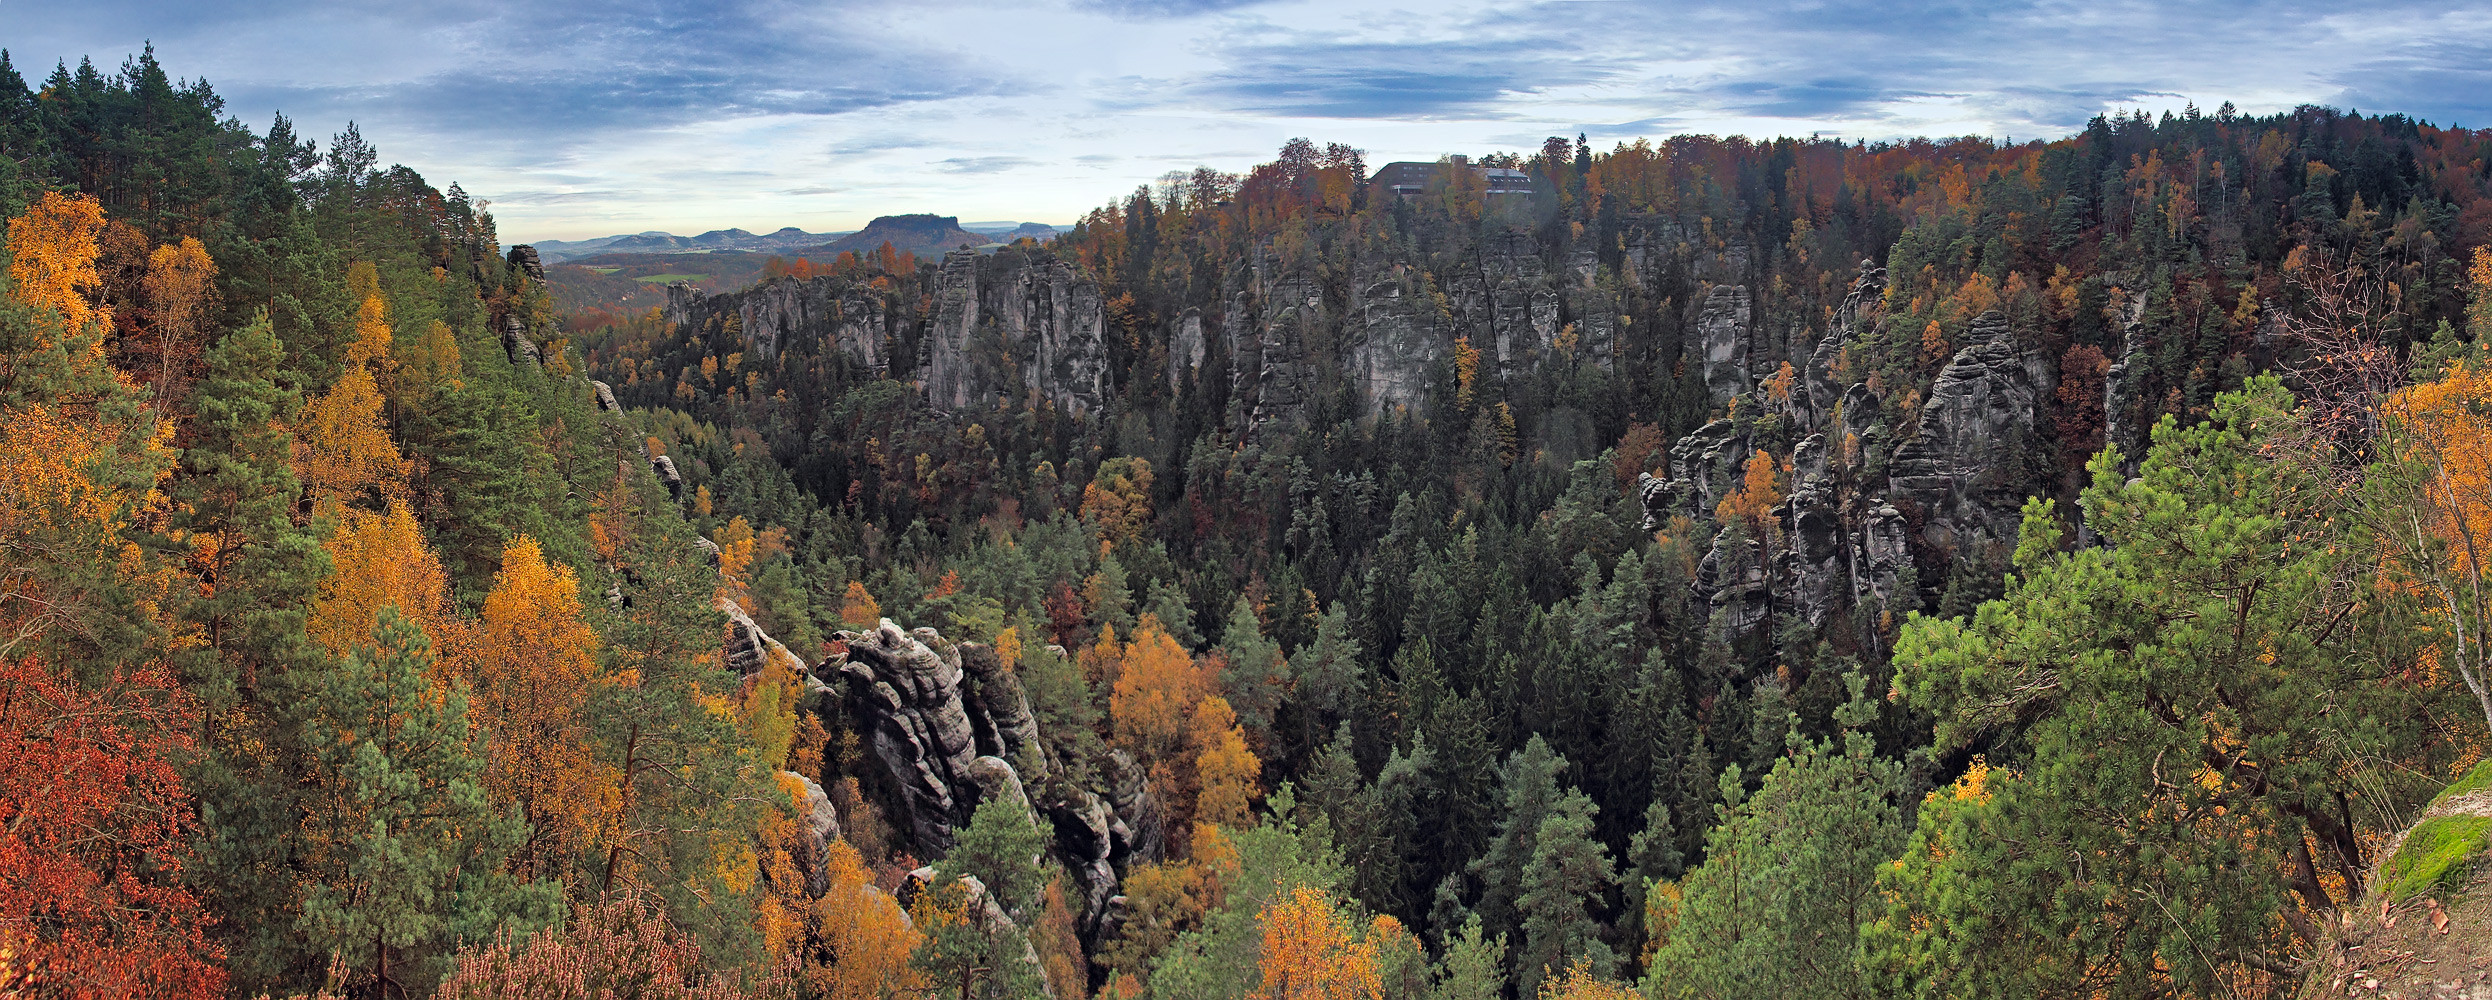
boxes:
[11,0,2492,242]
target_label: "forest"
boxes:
[11,43,2492,1000]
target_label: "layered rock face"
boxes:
[1887,310,2056,555]
[825,619,1159,935]
[1696,284,1755,406]
[1479,228,1558,372]
[924,249,1111,417]
[1347,267,1448,414]
[663,279,888,370]
[1632,261,2046,635]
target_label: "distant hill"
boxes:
[964,221,1063,242]
[531,226,851,262]
[809,215,992,258]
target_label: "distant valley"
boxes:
[537,214,1065,317]
[530,215,1061,262]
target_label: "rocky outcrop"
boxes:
[833,621,984,853]
[649,454,684,499]
[664,277,887,370]
[590,380,620,413]
[923,248,1110,417]
[500,313,542,368]
[1479,229,1556,372]
[1231,259,1322,432]
[829,619,1160,933]
[1696,284,1754,406]
[718,595,809,681]
[1887,310,2056,555]
[1169,308,1206,391]
[507,245,545,283]
[784,770,841,898]
[1346,267,1447,414]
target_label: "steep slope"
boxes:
[2302,763,2492,996]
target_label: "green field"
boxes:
[632,273,708,283]
[585,266,619,274]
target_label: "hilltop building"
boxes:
[1370,155,1535,198]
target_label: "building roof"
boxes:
[1370,159,1537,196]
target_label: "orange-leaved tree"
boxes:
[1112,614,1219,831]
[0,195,177,667]
[839,580,881,629]
[795,839,925,1000]
[0,654,225,1000]
[1193,695,1261,829]
[308,499,456,658]
[6,191,109,339]
[469,535,612,875]
[1251,884,1382,1000]
[2380,356,2492,733]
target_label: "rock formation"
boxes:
[1346,268,1447,414]
[506,244,545,283]
[1887,310,2056,555]
[500,313,542,368]
[1696,284,1754,406]
[826,619,1159,934]
[664,279,888,371]
[922,248,1110,417]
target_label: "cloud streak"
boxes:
[10,0,2490,239]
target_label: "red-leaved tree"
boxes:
[0,655,225,999]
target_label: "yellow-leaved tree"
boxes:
[6,191,109,339]
[307,499,456,657]
[294,363,409,510]
[469,535,613,876]
[1192,695,1261,829]
[1251,884,1382,1000]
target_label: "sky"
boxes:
[10,0,2492,243]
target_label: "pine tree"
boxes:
[941,794,1049,923]
[178,316,336,993]
[296,610,558,997]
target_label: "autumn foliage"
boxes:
[1251,884,1382,1000]
[469,535,612,873]
[0,656,224,1000]
[6,191,110,338]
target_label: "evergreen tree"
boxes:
[1468,735,1565,956]
[1432,914,1506,1000]
[941,794,1050,923]
[1649,673,1902,1000]
[1219,594,1288,746]
[178,317,336,992]
[1514,789,1617,997]
[296,610,559,997]
[1290,601,1365,752]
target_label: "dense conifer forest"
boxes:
[12,44,2492,1000]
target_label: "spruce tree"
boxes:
[1515,789,1617,996]
[1469,735,1566,953]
